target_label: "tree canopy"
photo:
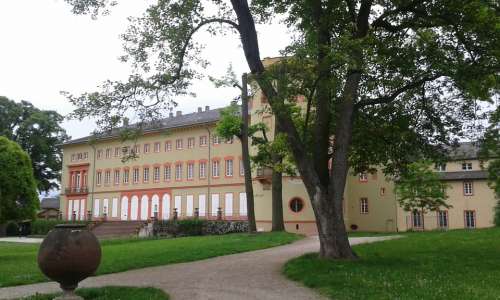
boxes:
[0,137,39,223]
[64,0,499,259]
[0,96,69,193]
[395,160,450,215]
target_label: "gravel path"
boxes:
[0,235,400,300]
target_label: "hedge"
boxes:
[30,219,87,235]
[154,219,249,237]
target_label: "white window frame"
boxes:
[154,166,160,182]
[360,198,369,214]
[463,181,473,196]
[143,167,150,182]
[212,160,220,177]
[225,159,233,177]
[462,162,473,171]
[187,163,194,180]
[164,165,171,181]
[199,162,207,178]
[175,164,183,180]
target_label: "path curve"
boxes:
[0,236,400,300]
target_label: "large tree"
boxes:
[0,96,69,193]
[65,0,499,259]
[0,137,39,224]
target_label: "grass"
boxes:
[0,232,299,288]
[20,286,168,300]
[285,228,500,300]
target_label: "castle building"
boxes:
[60,84,498,235]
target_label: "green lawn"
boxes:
[285,228,500,300]
[21,286,168,300]
[0,232,299,288]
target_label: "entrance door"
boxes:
[130,196,139,220]
[162,194,171,220]
[140,195,149,220]
[120,196,129,220]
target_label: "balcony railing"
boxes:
[65,186,89,195]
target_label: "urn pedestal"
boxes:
[38,224,101,300]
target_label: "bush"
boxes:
[154,219,249,237]
[31,219,87,235]
[5,222,19,236]
[495,199,500,227]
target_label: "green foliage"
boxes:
[155,219,249,237]
[5,222,19,237]
[495,199,500,227]
[0,232,300,287]
[285,228,500,300]
[215,103,242,140]
[0,96,69,192]
[0,137,39,224]
[22,286,169,300]
[30,219,87,236]
[395,160,450,214]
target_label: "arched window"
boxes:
[289,198,304,213]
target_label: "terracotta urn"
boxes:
[38,224,101,300]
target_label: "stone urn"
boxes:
[38,224,101,300]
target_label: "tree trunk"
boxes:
[421,208,425,231]
[271,154,284,231]
[241,73,257,233]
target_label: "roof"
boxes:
[438,170,489,181]
[64,107,224,146]
[40,197,60,209]
[447,142,482,160]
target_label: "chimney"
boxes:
[197,107,202,113]
[169,112,173,118]
[205,106,210,111]
[176,111,182,116]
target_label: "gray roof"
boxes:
[40,197,60,209]
[447,142,482,160]
[438,170,489,181]
[64,107,224,146]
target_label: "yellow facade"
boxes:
[61,97,498,235]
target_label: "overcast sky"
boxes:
[0,0,292,139]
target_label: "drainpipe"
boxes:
[205,126,212,216]
[90,143,96,221]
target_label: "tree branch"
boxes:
[355,74,443,108]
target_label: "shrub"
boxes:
[5,222,19,236]
[495,199,500,227]
[154,219,249,237]
[31,219,87,235]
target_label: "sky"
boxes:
[0,0,292,139]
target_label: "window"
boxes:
[199,161,207,178]
[77,153,83,160]
[114,147,120,157]
[199,136,207,146]
[176,139,183,150]
[359,172,368,182]
[122,146,129,156]
[225,159,233,177]
[83,152,88,160]
[164,165,171,181]
[154,142,161,153]
[165,141,172,152]
[435,163,446,172]
[289,198,304,213]
[105,148,111,159]
[175,163,183,180]
[225,136,234,144]
[123,169,129,184]
[213,135,221,145]
[212,160,220,177]
[71,154,75,162]
[188,137,195,149]
[143,167,150,182]
[240,159,245,176]
[380,187,386,196]
[144,143,150,153]
[187,163,194,180]
[360,198,369,214]
[463,181,473,196]
[465,210,476,228]
[412,211,423,228]
[114,170,120,185]
[153,166,160,182]
[133,145,140,154]
[104,170,111,185]
[437,211,448,229]
[462,162,473,171]
[133,168,139,184]
[96,171,102,185]
[97,150,103,159]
